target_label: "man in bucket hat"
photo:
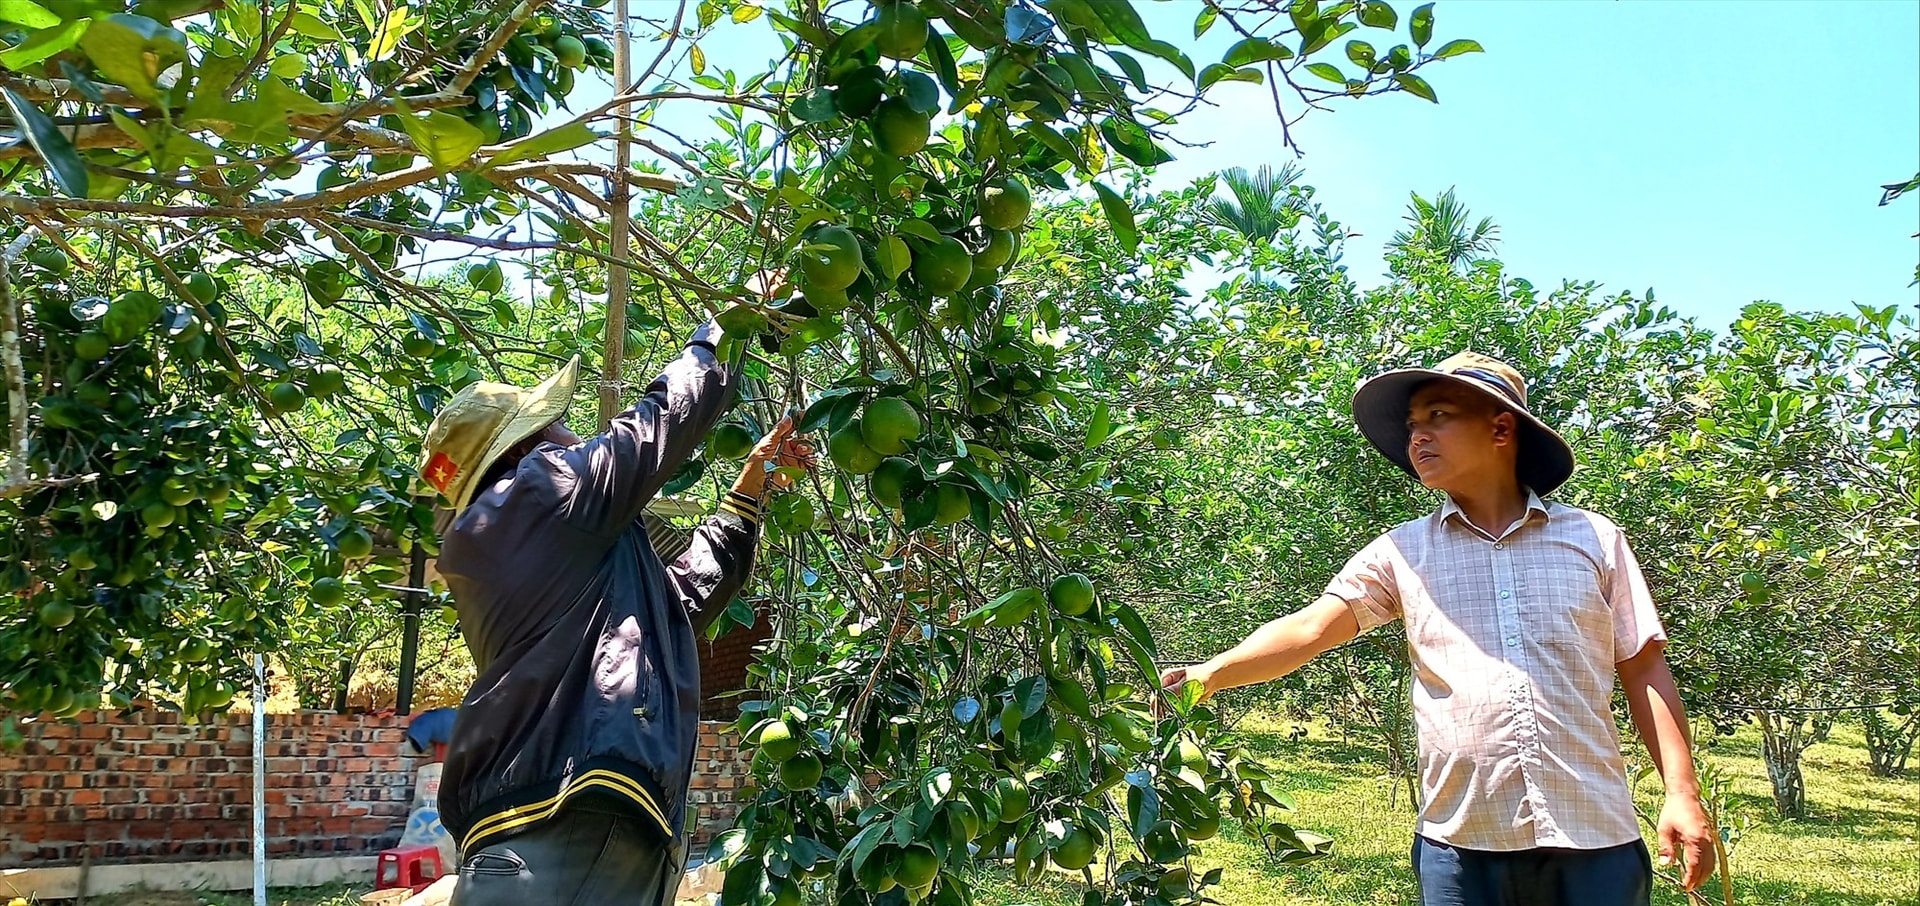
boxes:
[1161,352,1715,905]
[418,318,812,906]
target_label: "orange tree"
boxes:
[0,1,1483,901]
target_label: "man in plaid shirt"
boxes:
[1162,352,1715,906]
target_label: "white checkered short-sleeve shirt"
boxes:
[1322,490,1666,852]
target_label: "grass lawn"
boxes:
[969,713,1919,906]
[77,714,1918,906]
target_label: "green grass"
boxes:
[83,717,1920,906]
[971,714,1920,906]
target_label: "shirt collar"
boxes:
[1438,488,1550,539]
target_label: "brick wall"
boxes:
[0,708,413,868]
[684,722,750,850]
[697,619,773,720]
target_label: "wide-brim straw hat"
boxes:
[418,357,580,513]
[1351,350,1575,496]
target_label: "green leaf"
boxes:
[875,235,911,279]
[697,0,721,28]
[1022,121,1086,173]
[895,219,944,243]
[1092,182,1139,255]
[1106,50,1148,91]
[1306,62,1345,84]
[0,17,86,69]
[0,0,56,28]
[767,10,833,48]
[1346,39,1376,68]
[733,4,763,24]
[901,70,940,113]
[1193,5,1218,38]
[922,767,954,807]
[1289,0,1320,32]
[800,389,856,433]
[927,32,961,99]
[2,87,86,196]
[1076,0,1195,80]
[1431,38,1482,59]
[484,121,602,168]
[1014,675,1048,718]
[396,105,485,169]
[715,302,769,337]
[1392,71,1436,102]
[77,14,188,100]
[790,87,837,123]
[286,11,338,40]
[1101,118,1172,167]
[1410,2,1434,46]
[367,6,413,61]
[1359,0,1396,28]
[1198,63,1264,92]
[1224,36,1293,66]
[1086,401,1113,449]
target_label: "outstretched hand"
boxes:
[746,415,815,493]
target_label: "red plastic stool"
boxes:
[375,843,445,892]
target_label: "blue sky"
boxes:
[580,0,1918,330]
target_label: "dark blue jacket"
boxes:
[434,322,760,857]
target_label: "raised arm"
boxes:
[557,321,737,535]
[670,417,814,633]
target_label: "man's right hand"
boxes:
[1156,662,1217,717]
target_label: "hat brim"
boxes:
[1351,368,1575,496]
[425,358,579,512]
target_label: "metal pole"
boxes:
[252,652,267,906]
[396,545,425,714]
[598,0,633,432]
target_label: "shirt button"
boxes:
[1493,542,1506,550]
[1506,636,1519,647]
[1499,589,1512,599]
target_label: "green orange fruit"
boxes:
[798,226,863,291]
[1048,572,1094,616]
[933,483,971,525]
[912,235,972,296]
[268,382,306,414]
[895,845,939,889]
[869,457,916,508]
[828,421,884,475]
[1050,825,1096,871]
[980,176,1032,230]
[780,752,823,791]
[311,577,347,607]
[995,776,1029,823]
[336,527,374,560]
[708,423,756,460]
[973,227,1016,270]
[759,719,802,761]
[553,35,587,68]
[860,398,922,455]
[871,97,931,157]
[873,2,930,60]
[74,331,111,362]
[38,600,76,629]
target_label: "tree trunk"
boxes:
[1863,706,1918,778]
[1755,710,1807,819]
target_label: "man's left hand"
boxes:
[1656,792,1716,891]
[747,415,816,493]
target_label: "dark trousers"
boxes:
[1413,836,1652,906]
[451,805,679,906]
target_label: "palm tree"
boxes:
[1203,163,1306,244]
[1388,187,1499,269]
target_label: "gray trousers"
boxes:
[451,805,679,906]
